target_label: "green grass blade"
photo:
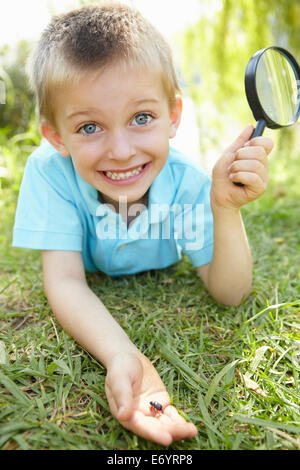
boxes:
[159,343,208,388]
[0,371,31,405]
[204,359,240,408]
[234,415,300,434]
[53,359,73,378]
[197,391,226,443]
[244,300,300,324]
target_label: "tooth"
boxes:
[105,165,144,180]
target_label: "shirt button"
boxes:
[119,244,126,250]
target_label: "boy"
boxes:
[12,2,273,446]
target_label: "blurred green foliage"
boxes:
[0,40,40,200]
[179,0,300,162]
[1,0,300,190]
[0,40,37,137]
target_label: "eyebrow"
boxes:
[67,109,98,121]
[67,99,160,120]
[131,98,160,106]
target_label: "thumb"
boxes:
[224,124,254,154]
[119,378,136,421]
[105,354,143,421]
[106,371,134,421]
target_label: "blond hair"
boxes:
[26,2,181,126]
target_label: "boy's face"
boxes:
[41,62,182,207]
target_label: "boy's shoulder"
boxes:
[29,140,70,169]
[23,141,77,202]
[26,140,75,183]
[150,147,211,206]
[167,147,211,186]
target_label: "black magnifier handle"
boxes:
[234,118,266,186]
[250,118,266,139]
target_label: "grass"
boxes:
[0,135,299,450]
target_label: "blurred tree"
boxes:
[180,0,300,164]
[0,40,37,138]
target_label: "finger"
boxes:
[163,405,187,423]
[157,418,197,441]
[224,124,254,154]
[244,136,274,154]
[163,406,198,439]
[123,410,173,446]
[127,409,197,445]
[229,170,266,190]
[119,405,197,445]
[105,374,135,421]
[228,159,268,183]
[235,145,267,162]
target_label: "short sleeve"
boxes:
[173,170,214,267]
[12,151,83,251]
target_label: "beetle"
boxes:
[149,401,163,413]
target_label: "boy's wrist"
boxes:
[104,343,144,370]
[210,197,241,218]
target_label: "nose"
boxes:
[106,128,136,162]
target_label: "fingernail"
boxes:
[118,406,125,418]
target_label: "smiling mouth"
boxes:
[103,164,146,181]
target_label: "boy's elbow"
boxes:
[216,296,246,307]
[212,287,251,307]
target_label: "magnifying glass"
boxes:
[235,46,300,186]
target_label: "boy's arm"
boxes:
[197,207,252,306]
[41,250,139,367]
[41,250,197,445]
[197,125,273,306]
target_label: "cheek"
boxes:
[72,140,103,168]
[136,126,169,153]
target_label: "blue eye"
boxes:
[79,123,99,135]
[133,113,153,126]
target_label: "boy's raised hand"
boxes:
[211,124,274,211]
[105,351,198,446]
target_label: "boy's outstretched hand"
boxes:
[211,124,274,211]
[105,351,198,446]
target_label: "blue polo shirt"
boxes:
[12,142,214,276]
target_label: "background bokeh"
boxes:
[1,0,300,197]
[1,2,299,451]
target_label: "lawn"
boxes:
[0,134,299,450]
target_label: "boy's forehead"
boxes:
[89,63,165,96]
[58,64,168,117]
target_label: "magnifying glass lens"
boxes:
[235,47,300,187]
[256,49,299,126]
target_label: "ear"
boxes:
[169,96,182,139]
[40,120,70,157]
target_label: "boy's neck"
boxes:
[98,191,149,226]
